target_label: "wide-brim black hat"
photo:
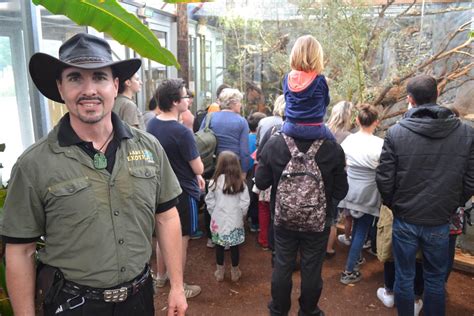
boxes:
[29,33,141,103]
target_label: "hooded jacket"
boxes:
[376,104,474,226]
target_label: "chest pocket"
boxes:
[129,166,158,210]
[46,177,97,226]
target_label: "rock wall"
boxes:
[375,4,472,124]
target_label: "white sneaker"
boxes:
[206,238,215,248]
[362,239,371,249]
[337,234,351,246]
[183,283,201,299]
[153,273,169,288]
[376,287,394,308]
[414,299,423,316]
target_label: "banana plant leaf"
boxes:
[32,0,180,68]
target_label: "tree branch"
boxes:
[362,0,395,61]
[396,0,418,18]
[373,20,472,106]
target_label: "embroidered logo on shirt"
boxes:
[127,150,155,163]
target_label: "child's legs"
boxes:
[204,209,212,239]
[215,245,225,265]
[384,261,395,291]
[230,245,240,267]
[344,210,353,239]
[326,226,337,252]
[246,176,259,226]
[155,241,167,277]
[248,193,259,226]
[258,201,270,247]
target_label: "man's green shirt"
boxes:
[0,113,181,288]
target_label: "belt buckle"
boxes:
[103,287,128,302]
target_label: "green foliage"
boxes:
[219,0,415,106]
[32,0,179,68]
[0,261,13,316]
[0,188,5,209]
[217,15,290,112]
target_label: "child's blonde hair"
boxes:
[289,35,324,73]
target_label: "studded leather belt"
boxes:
[61,265,150,303]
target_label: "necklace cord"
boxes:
[97,130,114,153]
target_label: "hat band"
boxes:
[63,56,112,65]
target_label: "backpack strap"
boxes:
[204,113,213,131]
[282,133,324,158]
[281,133,300,157]
[306,139,324,157]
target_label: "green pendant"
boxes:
[93,152,108,170]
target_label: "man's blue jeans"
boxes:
[392,217,449,316]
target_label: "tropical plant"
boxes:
[32,0,179,68]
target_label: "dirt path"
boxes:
[152,230,474,316]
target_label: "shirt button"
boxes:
[145,171,150,177]
[68,187,74,193]
[120,267,126,272]
[114,211,119,216]
[118,239,124,245]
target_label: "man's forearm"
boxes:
[155,207,184,290]
[5,242,37,316]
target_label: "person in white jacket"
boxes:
[205,151,250,282]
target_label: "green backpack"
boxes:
[194,113,217,178]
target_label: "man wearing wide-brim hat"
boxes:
[0,33,187,315]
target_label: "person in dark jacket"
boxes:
[256,131,348,316]
[255,36,348,315]
[376,74,474,316]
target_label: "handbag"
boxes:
[194,113,217,178]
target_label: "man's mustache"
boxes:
[77,96,104,103]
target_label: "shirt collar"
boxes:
[57,112,133,147]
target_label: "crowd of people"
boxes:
[1,31,472,316]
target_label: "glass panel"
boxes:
[215,38,224,90]
[143,30,168,104]
[188,36,196,92]
[40,8,87,128]
[200,39,212,104]
[0,1,34,183]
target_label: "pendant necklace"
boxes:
[93,130,114,170]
